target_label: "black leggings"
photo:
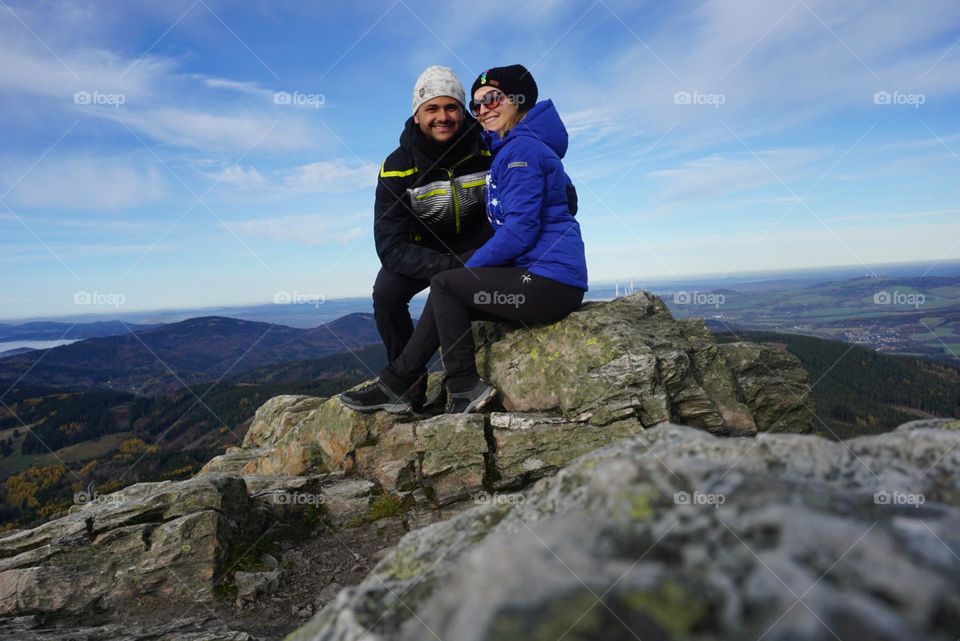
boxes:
[381,266,584,393]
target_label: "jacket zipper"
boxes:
[447,153,479,234]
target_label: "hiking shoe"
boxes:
[446,379,497,415]
[339,380,412,414]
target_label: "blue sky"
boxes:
[1,0,959,319]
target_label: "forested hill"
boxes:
[0,344,387,530]
[0,313,381,395]
[713,330,960,438]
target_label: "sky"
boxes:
[1,0,959,320]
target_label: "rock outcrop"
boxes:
[289,419,960,641]
[0,474,262,617]
[200,293,815,505]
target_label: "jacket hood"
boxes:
[483,100,568,158]
[398,113,483,165]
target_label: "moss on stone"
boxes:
[626,486,657,521]
[347,492,404,528]
[379,545,426,581]
[624,581,707,636]
[486,590,603,641]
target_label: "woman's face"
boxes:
[472,86,519,135]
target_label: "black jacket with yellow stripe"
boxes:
[374,115,492,280]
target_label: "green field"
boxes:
[0,430,134,476]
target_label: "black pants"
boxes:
[372,267,430,366]
[382,267,584,393]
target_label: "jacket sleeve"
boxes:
[374,170,461,280]
[465,151,544,269]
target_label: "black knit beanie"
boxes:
[470,64,538,113]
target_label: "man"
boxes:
[371,66,492,407]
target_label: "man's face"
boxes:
[414,96,463,144]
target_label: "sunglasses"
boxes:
[470,90,507,115]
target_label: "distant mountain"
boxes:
[0,320,162,342]
[0,313,382,395]
[0,347,36,357]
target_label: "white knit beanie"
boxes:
[411,65,465,114]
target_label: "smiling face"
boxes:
[414,96,464,144]
[473,86,520,135]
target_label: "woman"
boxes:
[341,64,587,414]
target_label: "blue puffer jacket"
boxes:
[465,100,588,291]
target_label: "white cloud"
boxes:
[208,164,268,191]
[200,160,379,195]
[649,146,832,203]
[585,216,960,280]
[0,31,323,153]
[283,161,378,192]
[827,208,960,223]
[549,0,960,151]
[223,213,368,245]
[2,155,166,211]
[195,76,271,96]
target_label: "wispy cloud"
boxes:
[208,163,268,191]
[203,159,377,194]
[0,30,324,152]
[827,208,960,223]
[649,146,832,203]
[282,160,378,193]
[222,212,368,245]
[1,154,167,211]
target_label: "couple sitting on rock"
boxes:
[340,64,587,415]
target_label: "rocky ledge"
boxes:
[291,419,960,641]
[201,292,815,506]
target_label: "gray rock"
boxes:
[491,413,645,486]
[718,341,815,433]
[289,422,960,641]
[0,474,266,618]
[475,293,788,433]
[235,570,282,606]
[245,473,374,527]
[0,616,258,640]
